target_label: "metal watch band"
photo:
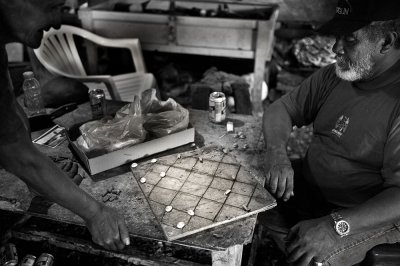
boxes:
[330,212,343,222]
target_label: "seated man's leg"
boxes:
[315,223,400,265]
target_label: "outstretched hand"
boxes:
[85,204,130,250]
[285,216,339,266]
[55,158,130,250]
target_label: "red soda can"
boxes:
[20,254,36,266]
[0,243,18,266]
[34,253,54,266]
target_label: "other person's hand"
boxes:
[58,160,78,179]
[265,147,294,201]
[85,204,130,250]
[285,216,339,266]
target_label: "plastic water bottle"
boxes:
[22,71,46,115]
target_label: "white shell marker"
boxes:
[160,172,166,177]
[226,121,234,132]
[187,210,195,216]
[165,206,173,212]
[131,163,138,168]
[151,159,157,163]
[140,177,146,183]
[177,222,185,229]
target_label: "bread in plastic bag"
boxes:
[76,95,146,156]
[141,89,189,137]
[76,89,189,155]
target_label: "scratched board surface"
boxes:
[131,146,276,241]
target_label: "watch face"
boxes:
[336,220,350,235]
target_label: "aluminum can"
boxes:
[20,254,36,266]
[209,92,226,123]
[89,89,105,120]
[0,243,18,266]
[34,253,54,266]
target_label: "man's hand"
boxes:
[285,216,339,266]
[57,160,84,185]
[265,147,294,201]
[85,204,130,250]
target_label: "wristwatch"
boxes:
[330,212,350,237]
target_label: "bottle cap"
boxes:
[23,71,34,79]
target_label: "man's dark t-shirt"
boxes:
[281,61,400,208]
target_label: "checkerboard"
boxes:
[131,146,276,241]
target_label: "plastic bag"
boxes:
[141,89,189,137]
[76,89,189,155]
[76,96,146,155]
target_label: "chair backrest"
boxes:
[34,25,147,78]
[34,25,89,77]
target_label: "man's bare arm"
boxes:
[263,100,295,201]
[0,130,130,250]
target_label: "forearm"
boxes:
[263,100,293,157]
[340,187,400,235]
[1,140,100,221]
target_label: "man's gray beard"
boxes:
[335,54,374,81]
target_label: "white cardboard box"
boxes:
[70,127,195,175]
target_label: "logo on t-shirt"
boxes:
[332,115,350,137]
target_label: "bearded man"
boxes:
[0,0,130,250]
[261,0,400,265]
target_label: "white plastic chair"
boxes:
[34,25,157,101]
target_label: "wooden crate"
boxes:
[78,0,280,114]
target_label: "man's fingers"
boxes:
[72,174,84,186]
[283,172,294,201]
[285,233,299,254]
[286,225,298,242]
[92,234,105,249]
[265,172,271,188]
[287,245,303,263]
[291,253,314,266]
[59,161,79,179]
[276,173,287,198]
[70,163,78,175]
[62,161,73,171]
[104,240,118,251]
[269,171,280,194]
[114,234,125,250]
[118,218,130,246]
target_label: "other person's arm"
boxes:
[0,132,130,250]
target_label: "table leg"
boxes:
[211,245,243,266]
